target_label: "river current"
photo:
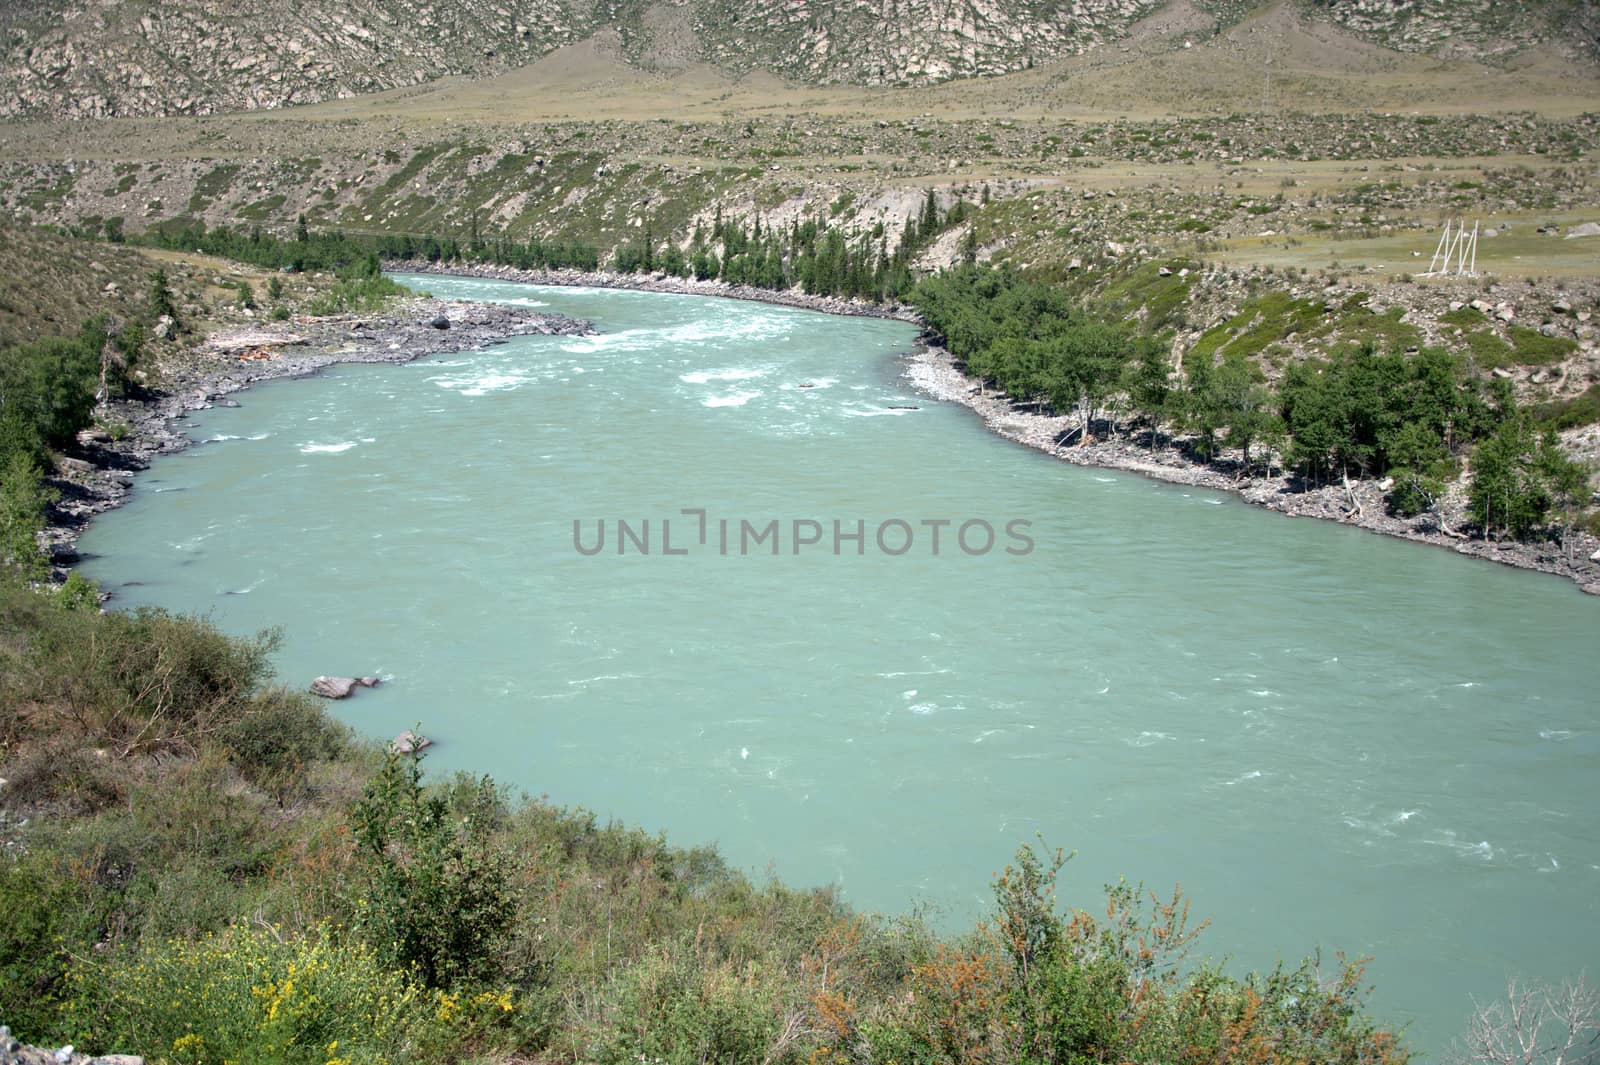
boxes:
[78,275,1599,1054]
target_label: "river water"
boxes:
[77,275,1599,1054]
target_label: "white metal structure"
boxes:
[1423,218,1479,277]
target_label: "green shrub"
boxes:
[217,688,351,789]
[0,451,57,580]
[53,570,101,610]
[61,923,432,1064]
[0,852,114,1041]
[585,944,785,1065]
[303,274,409,316]
[1507,325,1578,365]
[1439,305,1488,328]
[1534,385,1600,431]
[350,749,516,988]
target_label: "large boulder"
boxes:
[309,675,380,699]
[310,676,357,698]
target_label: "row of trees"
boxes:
[912,265,1593,543]
[137,216,602,275]
[612,189,973,302]
[121,188,982,305]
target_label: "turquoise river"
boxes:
[78,274,1599,1055]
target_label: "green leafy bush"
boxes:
[61,923,431,1065]
[350,749,516,988]
[585,944,783,1065]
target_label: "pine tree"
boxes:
[148,268,178,330]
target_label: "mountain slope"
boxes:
[2,0,1595,120]
[1311,0,1599,59]
[0,0,602,120]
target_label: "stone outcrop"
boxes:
[0,1025,142,1065]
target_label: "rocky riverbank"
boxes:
[906,343,1600,595]
[43,296,594,572]
[395,261,925,324]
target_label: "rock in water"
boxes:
[357,676,381,688]
[391,730,432,754]
[310,675,359,699]
[430,314,451,329]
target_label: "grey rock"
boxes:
[309,675,359,699]
[429,314,451,329]
[391,730,432,754]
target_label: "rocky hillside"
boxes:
[4,0,1595,121]
[1310,0,1599,59]
[688,0,1163,85]
[0,0,601,120]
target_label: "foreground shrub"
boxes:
[584,942,786,1065]
[350,748,516,988]
[864,844,1409,1065]
[61,923,429,1064]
